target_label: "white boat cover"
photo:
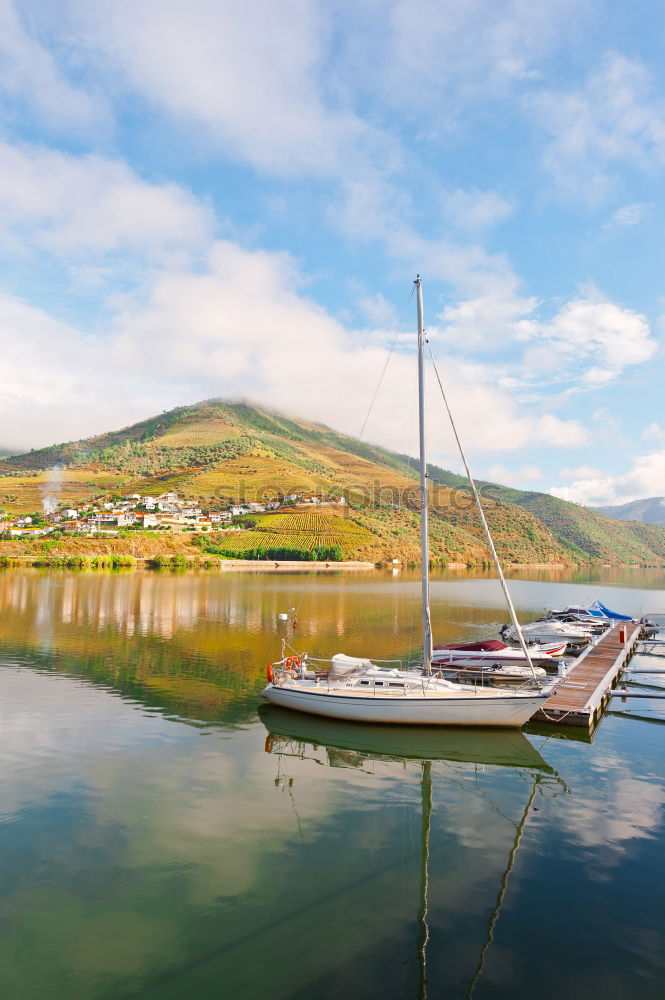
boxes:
[329,653,373,680]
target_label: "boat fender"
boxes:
[266,663,274,683]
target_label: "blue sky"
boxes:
[1,0,664,505]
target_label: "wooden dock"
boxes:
[532,622,643,730]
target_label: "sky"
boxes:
[1,0,664,506]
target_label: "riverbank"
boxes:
[0,549,645,573]
[0,553,376,571]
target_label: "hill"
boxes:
[592,497,665,528]
[426,470,665,567]
[2,398,665,567]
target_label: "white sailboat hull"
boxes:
[261,683,548,728]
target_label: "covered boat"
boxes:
[432,639,560,674]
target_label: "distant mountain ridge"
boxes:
[592,497,665,528]
[2,398,665,567]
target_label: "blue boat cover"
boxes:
[593,601,632,621]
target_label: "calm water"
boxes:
[1,568,664,999]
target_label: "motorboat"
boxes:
[501,620,592,653]
[432,639,560,677]
[547,600,638,626]
[260,277,554,728]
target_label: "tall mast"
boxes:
[416,276,433,676]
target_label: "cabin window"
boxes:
[388,682,404,688]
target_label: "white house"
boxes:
[138,513,159,528]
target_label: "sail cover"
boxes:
[329,654,373,681]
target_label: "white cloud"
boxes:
[642,422,665,442]
[438,285,538,352]
[560,465,602,479]
[442,188,513,231]
[0,139,214,261]
[343,0,583,115]
[67,0,381,177]
[0,293,125,452]
[0,240,588,458]
[608,202,653,227]
[528,53,665,200]
[437,284,657,393]
[486,464,543,486]
[531,294,657,386]
[0,0,102,129]
[551,449,665,505]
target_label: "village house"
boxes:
[137,513,159,528]
[157,501,178,513]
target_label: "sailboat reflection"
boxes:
[259,705,566,999]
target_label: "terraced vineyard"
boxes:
[211,511,377,559]
[258,512,369,534]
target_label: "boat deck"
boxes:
[531,622,643,730]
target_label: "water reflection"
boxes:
[1,568,665,997]
[260,707,566,1000]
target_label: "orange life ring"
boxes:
[266,663,274,682]
[285,656,301,671]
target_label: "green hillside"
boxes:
[2,398,665,567]
[426,468,665,567]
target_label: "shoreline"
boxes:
[0,554,378,572]
[0,555,658,573]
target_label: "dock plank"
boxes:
[531,623,642,729]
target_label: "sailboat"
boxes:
[260,277,553,727]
